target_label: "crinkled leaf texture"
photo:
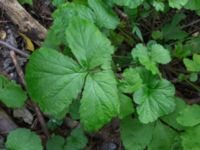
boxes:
[88,0,119,29]
[134,70,176,123]
[132,43,171,74]
[80,70,119,131]
[26,19,119,132]
[177,104,200,127]
[0,75,27,108]
[6,128,42,150]
[121,117,177,150]
[26,48,86,117]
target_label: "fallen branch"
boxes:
[0,40,29,58]
[0,0,47,45]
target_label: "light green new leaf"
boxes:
[80,71,119,132]
[168,0,189,9]
[132,43,171,74]
[112,0,144,9]
[152,1,165,11]
[181,125,200,150]
[66,19,114,69]
[177,104,200,127]
[18,0,33,5]
[0,75,27,108]
[183,54,200,72]
[64,127,88,150]
[46,135,65,150]
[121,117,154,150]
[134,72,176,123]
[119,94,134,119]
[148,121,177,150]
[25,48,87,117]
[119,67,143,93]
[6,128,42,150]
[88,0,119,29]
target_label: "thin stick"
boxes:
[181,19,200,29]
[9,51,50,138]
[0,40,29,57]
[10,51,26,87]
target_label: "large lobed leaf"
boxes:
[26,18,119,131]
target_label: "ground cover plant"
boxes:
[0,0,200,149]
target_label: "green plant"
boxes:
[4,0,200,149]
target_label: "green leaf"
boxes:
[181,125,200,150]
[25,48,87,117]
[152,1,165,11]
[80,70,119,131]
[18,0,33,5]
[51,0,66,7]
[121,117,154,150]
[185,0,200,11]
[88,0,119,29]
[168,0,189,9]
[162,98,187,130]
[148,121,177,150]
[177,104,200,127]
[119,67,143,93]
[183,54,200,72]
[64,127,88,150]
[0,75,27,108]
[134,71,176,123]
[43,3,95,48]
[6,128,42,150]
[132,43,171,74]
[46,135,65,150]
[119,94,134,119]
[112,0,144,9]
[162,14,188,41]
[66,19,114,69]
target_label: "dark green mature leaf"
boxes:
[51,0,66,7]
[0,75,27,108]
[46,135,65,150]
[162,14,188,41]
[119,94,134,119]
[80,70,119,131]
[66,19,114,69]
[148,121,177,150]
[6,128,42,150]
[162,98,187,130]
[112,0,144,9]
[184,54,200,72]
[26,48,87,117]
[64,127,88,150]
[88,0,119,29]
[121,117,154,150]
[181,125,200,150]
[134,71,176,123]
[185,0,200,11]
[177,104,200,127]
